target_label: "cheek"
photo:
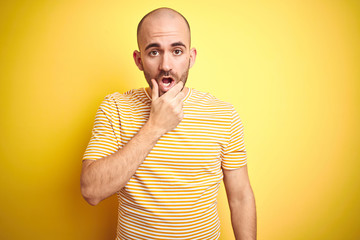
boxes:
[178,58,190,71]
[142,59,158,72]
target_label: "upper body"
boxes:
[83,88,246,239]
[81,7,256,240]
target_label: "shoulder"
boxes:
[188,88,235,112]
[95,88,148,117]
[102,88,149,106]
[104,88,141,101]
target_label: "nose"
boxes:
[159,52,172,72]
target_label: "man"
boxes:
[81,7,256,240]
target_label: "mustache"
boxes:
[157,71,174,79]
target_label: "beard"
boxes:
[143,60,190,96]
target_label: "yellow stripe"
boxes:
[83,88,247,239]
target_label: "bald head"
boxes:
[137,8,191,50]
[133,7,197,96]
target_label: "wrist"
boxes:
[141,121,165,140]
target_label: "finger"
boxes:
[174,105,184,120]
[173,99,184,113]
[174,88,187,104]
[151,79,159,101]
[163,81,184,99]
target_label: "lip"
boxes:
[158,76,176,93]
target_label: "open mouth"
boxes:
[158,76,176,93]
[162,77,173,87]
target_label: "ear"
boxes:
[133,50,144,71]
[189,48,197,68]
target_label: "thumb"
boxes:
[151,79,159,101]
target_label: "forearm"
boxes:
[81,81,186,205]
[229,189,257,240]
[80,122,163,205]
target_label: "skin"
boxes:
[80,8,256,240]
[224,166,257,239]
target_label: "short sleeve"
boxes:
[82,95,120,161]
[221,107,247,170]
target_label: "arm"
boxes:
[81,80,186,206]
[81,122,162,206]
[223,165,257,240]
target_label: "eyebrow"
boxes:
[144,41,187,51]
[145,43,160,51]
[171,41,187,49]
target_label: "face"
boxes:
[133,14,197,96]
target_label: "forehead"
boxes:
[138,15,190,51]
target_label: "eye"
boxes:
[149,50,159,56]
[173,49,183,56]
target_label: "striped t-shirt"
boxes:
[83,88,247,240]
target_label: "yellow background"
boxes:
[1,0,359,239]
